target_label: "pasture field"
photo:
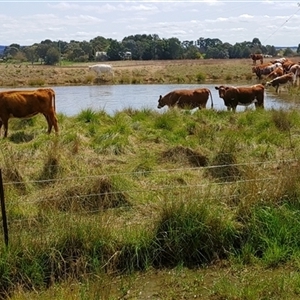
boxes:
[0,57,284,87]
[2,59,300,299]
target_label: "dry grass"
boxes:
[0,58,282,87]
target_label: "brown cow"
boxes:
[215,84,264,112]
[282,60,296,73]
[265,73,295,93]
[0,88,58,137]
[250,53,263,65]
[252,63,282,79]
[266,67,284,80]
[157,88,213,110]
[270,57,288,64]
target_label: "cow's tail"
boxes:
[51,90,56,111]
[209,89,214,109]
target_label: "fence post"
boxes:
[0,169,8,247]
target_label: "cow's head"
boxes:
[215,86,229,99]
[157,95,165,109]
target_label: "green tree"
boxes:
[283,47,295,57]
[44,47,60,65]
[107,40,124,60]
[297,43,300,54]
[80,41,94,61]
[168,37,183,59]
[23,46,38,64]
[36,40,53,63]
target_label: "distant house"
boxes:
[95,51,108,61]
[123,51,132,60]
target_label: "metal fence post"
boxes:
[0,169,8,247]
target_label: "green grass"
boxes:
[3,106,300,299]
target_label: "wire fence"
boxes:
[0,157,299,245]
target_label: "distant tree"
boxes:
[36,42,52,63]
[181,40,194,49]
[4,43,20,58]
[44,47,60,65]
[183,45,201,59]
[80,40,94,61]
[228,44,243,58]
[23,46,38,64]
[107,40,124,60]
[168,37,183,59]
[252,38,261,47]
[283,47,295,57]
[297,43,300,54]
[265,45,277,56]
[241,47,251,58]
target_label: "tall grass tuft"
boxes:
[207,135,241,182]
[241,205,300,267]
[152,198,238,267]
[196,72,206,82]
[76,108,99,123]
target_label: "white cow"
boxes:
[88,64,114,77]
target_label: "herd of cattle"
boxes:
[158,55,300,112]
[157,84,265,112]
[0,57,298,138]
[251,56,300,93]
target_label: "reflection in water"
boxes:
[0,84,296,116]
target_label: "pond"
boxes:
[0,84,296,116]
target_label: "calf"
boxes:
[0,88,58,137]
[265,73,295,93]
[215,84,264,112]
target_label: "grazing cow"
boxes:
[0,88,58,138]
[157,88,213,110]
[265,73,295,93]
[250,53,264,65]
[88,64,114,77]
[215,84,264,112]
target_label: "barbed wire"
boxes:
[262,2,300,45]
[1,157,297,186]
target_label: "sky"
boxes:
[1,0,300,47]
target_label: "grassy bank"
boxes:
[1,105,300,299]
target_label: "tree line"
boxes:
[1,35,300,65]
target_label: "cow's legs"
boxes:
[2,118,9,138]
[45,112,59,134]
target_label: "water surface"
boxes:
[1,84,295,116]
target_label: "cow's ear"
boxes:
[159,95,162,99]
[215,87,219,90]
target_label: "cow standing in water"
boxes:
[215,84,265,112]
[88,64,114,78]
[265,73,295,93]
[157,88,213,110]
[0,88,58,137]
